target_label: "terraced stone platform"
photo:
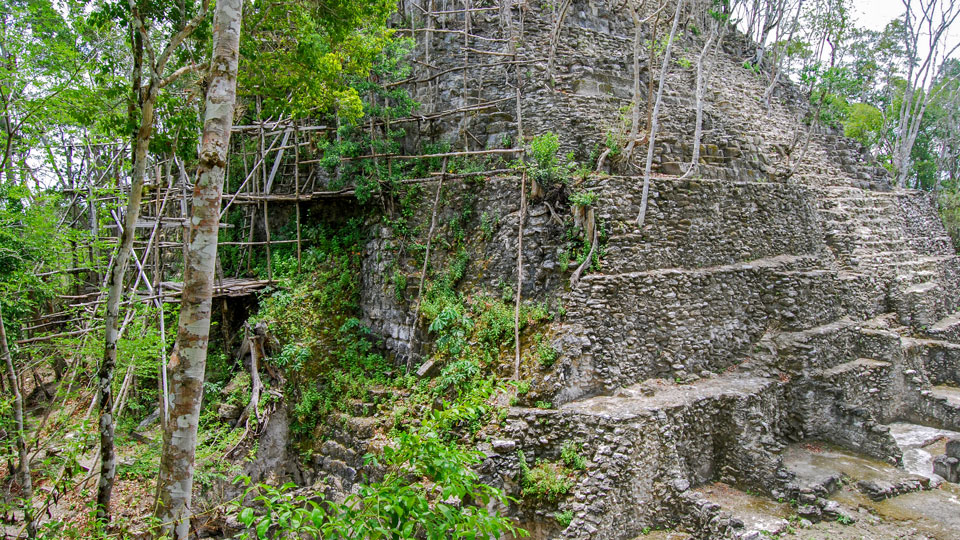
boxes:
[348,2,960,538]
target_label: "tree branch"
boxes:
[160,62,207,88]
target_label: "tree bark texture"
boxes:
[96,80,157,521]
[1,311,35,538]
[638,0,684,226]
[154,0,242,537]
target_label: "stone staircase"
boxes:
[306,396,383,497]
[500,171,960,539]
[354,2,960,537]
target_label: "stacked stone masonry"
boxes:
[332,1,960,538]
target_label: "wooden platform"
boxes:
[159,278,274,299]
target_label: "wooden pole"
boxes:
[514,170,526,380]
[293,125,302,273]
[407,156,448,373]
[258,103,273,280]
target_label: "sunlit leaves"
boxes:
[238,0,395,121]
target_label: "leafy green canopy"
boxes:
[239,0,396,121]
[0,185,71,335]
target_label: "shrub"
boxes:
[535,334,559,368]
[234,419,527,539]
[554,510,574,528]
[528,132,576,187]
[569,190,598,207]
[517,451,573,501]
[560,442,586,470]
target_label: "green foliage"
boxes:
[434,360,481,395]
[560,442,587,470]
[239,0,396,121]
[528,132,577,188]
[517,451,573,501]
[254,220,390,437]
[559,250,571,272]
[531,132,560,170]
[843,102,883,147]
[234,415,526,539]
[559,215,607,275]
[534,334,559,368]
[569,190,599,207]
[939,187,960,250]
[479,211,495,241]
[0,184,73,331]
[554,510,574,528]
[422,281,553,370]
[392,269,407,303]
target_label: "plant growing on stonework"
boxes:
[528,132,577,188]
[535,334,559,368]
[233,412,526,539]
[569,190,599,207]
[554,510,574,528]
[517,450,574,501]
[560,441,586,470]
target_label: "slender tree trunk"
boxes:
[154,1,242,537]
[96,81,158,522]
[1,311,34,539]
[682,26,715,178]
[646,7,661,131]
[625,1,644,157]
[638,0,684,226]
[513,170,526,380]
[546,0,572,85]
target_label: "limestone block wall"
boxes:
[345,2,960,537]
[397,0,889,186]
[360,176,568,361]
[910,340,960,386]
[596,177,828,272]
[502,377,789,540]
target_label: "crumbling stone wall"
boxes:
[343,1,960,538]
[396,0,890,185]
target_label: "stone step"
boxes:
[773,317,904,372]
[780,442,931,502]
[931,386,960,408]
[317,439,358,464]
[821,358,891,378]
[562,375,774,419]
[927,310,960,342]
[503,373,788,539]
[892,271,960,329]
[344,398,377,417]
[914,387,960,432]
[578,254,821,284]
[903,281,938,295]
[686,483,793,538]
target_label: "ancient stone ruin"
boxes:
[309,1,960,538]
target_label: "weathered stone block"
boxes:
[946,437,960,459]
[933,455,959,483]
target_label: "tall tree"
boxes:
[153,0,242,536]
[96,0,210,522]
[0,310,33,538]
[892,0,960,187]
[684,0,743,178]
[638,0,685,225]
